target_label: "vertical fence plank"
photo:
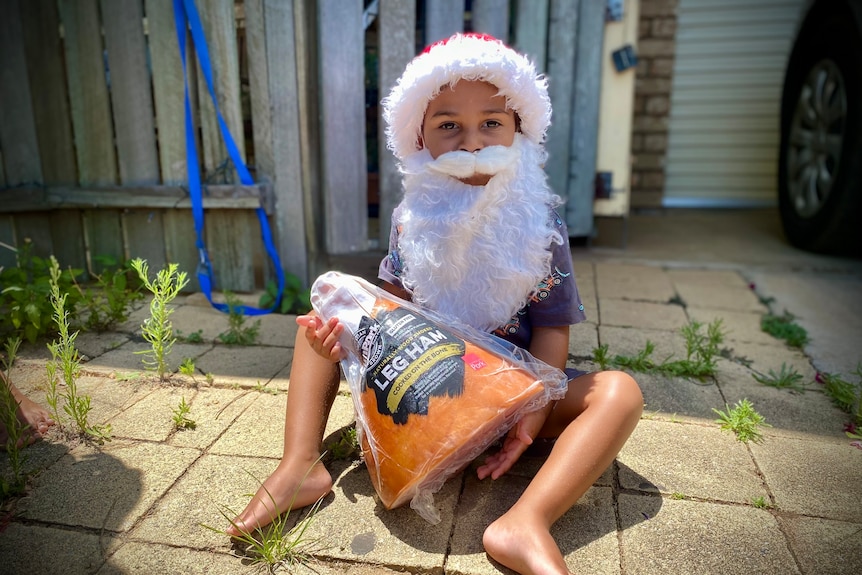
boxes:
[84,210,124,275]
[424,0,463,43]
[49,212,87,274]
[196,0,245,183]
[146,0,188,185]
[205,211,257,293]
[566,0,604,236]
[123,210,167,271]
[378,0,416,247]
[163,210,200,292]
[514,0,549,72]
[14,214,55,259]
[0,216,17,270]
[0,0,43,187]
[318,0,367,255]
[60,0,118,186]
[245,0,274,181]
[19,0,76,185]
[264,0,309,280]
[471,0,509,40]
[101,0,160,185]
[545,0,580,202]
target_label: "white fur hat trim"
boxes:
[382,33,551,161]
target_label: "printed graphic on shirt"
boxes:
[495,266,571,336]
[355,307,466,424]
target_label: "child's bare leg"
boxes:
[483,371,642,575]
[0,374,55,449]
[227,325,341,535]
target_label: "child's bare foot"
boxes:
[226,457,333,536]
[0,387,55,450]
[483,508,572,575]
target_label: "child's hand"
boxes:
[476,408,549,480]
[296,314,345,362]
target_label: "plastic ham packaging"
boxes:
[310,271,569,523]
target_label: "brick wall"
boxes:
[631,0,679,208]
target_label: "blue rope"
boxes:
[173,0,285,315]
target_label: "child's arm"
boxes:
[477,324,570,480]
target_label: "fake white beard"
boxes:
[396,134,563,332]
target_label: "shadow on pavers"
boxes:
[0,438,143,575]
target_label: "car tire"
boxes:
[778,2,862,255]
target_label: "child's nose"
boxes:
[459,129,483,153]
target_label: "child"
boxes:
[0,372,55,448]
[229,33,643,575]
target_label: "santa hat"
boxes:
[382,33,551,161]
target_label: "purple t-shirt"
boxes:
[378,207,587,350]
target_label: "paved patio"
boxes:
[2,209,861,574]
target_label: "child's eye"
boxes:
[438,122,457,130]
[484,120,502,128]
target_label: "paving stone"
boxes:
[210,393,354,458]
[130,453,289,551]
[674,282,766,314]
[569,322,598,359]
[96,541,254,575]
[304,461,457,571]
[75,331,131,360]
[600,298,689,331]
[632,371,725,422]
[85,339,214,374]
[749,435,862,522]
[106,385,195,441]
[714,358,848,440]
[62,374,157,430]
[618,495,800,575]
[447,477,620,575]
[666,268,751,289]
[17,440,200,532]
[777,515,862,575]
[686,307,779,346]
[618,419,767,503]
[168,386,259,449]
[193,344,291,387]
[598,325,688,362]
[256,312,301,347]
[0,524,120,575]
[717,341,816,384]
[169,303,232,343]
[595,263,676,302]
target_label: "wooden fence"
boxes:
[0,0,605,292]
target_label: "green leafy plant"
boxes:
[325,426,359,461]
[202,468,327,571]
[1,338,29,499]
[45,257,111,443]
[713,399,770,444]
[176,328,204,344]
[172,396,196,430]
[258,273,312,315]
[761,311,808,348]
[218,292,260,346]
[130,259,189,381]
[670,492,686,500]
[753,363,807,393]
[752,496,772,509]
[0,239,83,343]
[71,255,142,332]
[592,343,611,371]
[817,364,862,425]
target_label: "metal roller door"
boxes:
[664,0,806,207]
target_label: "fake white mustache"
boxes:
[424,144,518,180]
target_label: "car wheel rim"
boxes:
[787,59,846,219]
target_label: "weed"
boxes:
[172,397,196,430]
[131,259,189,381]
[72,256,142,332]
[670,492,686,500]
[668,294,686,307]
[1,338,29,499]
[753,363,807,393]
[179,358,196,377]
[752,496,771,509]
[326,426,359,461]
[202,468,326,571]
[592,344,611,371]
[817,364,862,425]
[218,292,261,346]
[46,257,111,443]
[713,399,770,444]
[115,372,142,382]
[613,340,658,372]
[177,328,204,344]
[761,311,808,348]
[0,239,83,343]
[205,372,215,385]
[259,273,312,315]
[253,381,278,395]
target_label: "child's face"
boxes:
[421,80,517,185]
